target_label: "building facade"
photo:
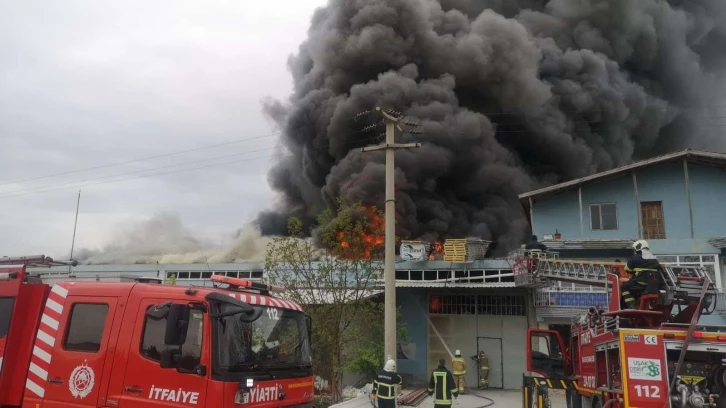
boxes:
[518,149,726,327]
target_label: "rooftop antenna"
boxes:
[68,189,81,273]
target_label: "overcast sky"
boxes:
[0,0,327,258]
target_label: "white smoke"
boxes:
[75,212,283,264]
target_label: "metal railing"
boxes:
[533,289,609,308]
[535,288,726,315]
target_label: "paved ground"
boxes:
[332,389,567,408]
[410,389,566,408]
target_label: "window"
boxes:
[428,294,525,316]
[0,298,15,339]
[64,303,109,352]
[140,306,203,372]
[641,201,665,239]
[530,332,564,359]
[214,306,311,371]
[590,203,618,230]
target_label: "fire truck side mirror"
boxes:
[164,303,190,346]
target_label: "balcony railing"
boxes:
[534,289,608,308]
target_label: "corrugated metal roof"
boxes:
[708,237,726,249]
[277,289,383,305]
[520,149,726,201]
[540,239,635,250]
[536,307,589,319]
[391,281,516,288]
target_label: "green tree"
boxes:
[265,199,407,403]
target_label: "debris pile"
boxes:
[341,384,372,400]
[398,388,429,407]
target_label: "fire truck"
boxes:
[0,255,315,408]
[512,249,725,408]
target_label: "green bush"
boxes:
[345,346,383,382]
[313,396,331,408]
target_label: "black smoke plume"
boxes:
[256,0,726,253]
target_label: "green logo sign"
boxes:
[645,361,660,377]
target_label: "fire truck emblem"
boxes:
[69,361,95,399]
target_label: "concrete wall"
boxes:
[424,314,528,389]
[531,162,726,242]
[531,188,582,240]
[690,165,726,238]
[396,289,529,389]
[397,289,429,384]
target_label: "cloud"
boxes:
[0,0,328,258]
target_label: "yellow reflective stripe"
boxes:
[374,381,395,398]
[432,372,452,404]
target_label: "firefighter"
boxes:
[372,359,403,408]
[428,358,458,408]
[525,235,548,252]
[472,350,489,389]
[621,239,661,309]
[451,350,467,393]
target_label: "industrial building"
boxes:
[519,148,726,329]
[26,148,726,390]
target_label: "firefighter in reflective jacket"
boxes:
[372,359,403,408]
[428,358,458,407]
[622,240,661,309]
[451,350,467,393]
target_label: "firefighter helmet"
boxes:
[632,240,649,251]
[384,359,396,372]
[455,350,461,356]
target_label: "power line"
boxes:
[0,145,279,196]
[0,151,287,200]
[0,131,282,187]
[0,125,382,197]
[5,104,726,199]
[6,104,726,187]
[0,134,385,200]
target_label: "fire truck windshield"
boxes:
[211,301,312,378]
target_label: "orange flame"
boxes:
[336,206,384,259]
[428,239,444,260]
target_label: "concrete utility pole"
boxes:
[361,107,421,363]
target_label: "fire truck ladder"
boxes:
[511,250,717,307]
[0,255,77,268]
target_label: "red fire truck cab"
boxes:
[0,256,315,408]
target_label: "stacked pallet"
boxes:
[443,238,491,262]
